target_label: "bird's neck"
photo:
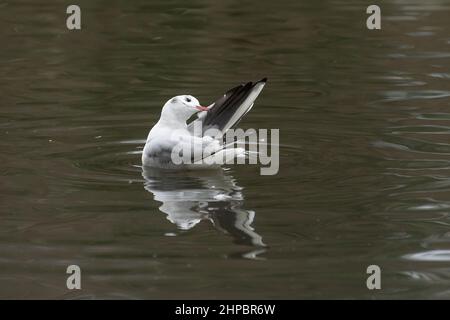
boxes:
[158,109,188,129]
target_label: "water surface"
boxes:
[1,0,450,299]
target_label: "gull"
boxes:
[142,78,267,169]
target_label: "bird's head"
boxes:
[161,95,208,121]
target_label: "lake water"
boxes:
[1,0,450,299]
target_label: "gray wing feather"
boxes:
[187,78,267,136]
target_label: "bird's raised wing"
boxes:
[188,78,267,136]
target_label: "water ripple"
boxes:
[403,250,450,262]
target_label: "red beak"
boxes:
[196,106,209,111]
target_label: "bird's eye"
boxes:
[186,97,191,103]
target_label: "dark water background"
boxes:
[1,0,450,299]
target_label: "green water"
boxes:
[1,0,450,299]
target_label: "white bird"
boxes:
[142,78,267,169]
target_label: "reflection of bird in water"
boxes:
[142,166,265,248]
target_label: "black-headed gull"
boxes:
[142,78,267,169]
[142,167,265,247]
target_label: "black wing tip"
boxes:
[258,77,268,83]
[243,78,267,87]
